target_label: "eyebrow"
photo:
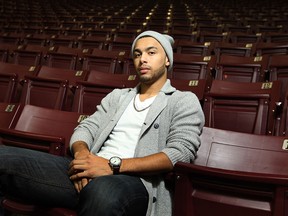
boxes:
[134,46,158,53]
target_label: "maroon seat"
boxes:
[72,80,125,115]
[215,55,268,83]
[267,55,288,101]
[170,79,208,105]
[0,102,23,129]
[19,75,69,110]
[173,126,288,216]
[1,199,76,216]
[0,104,86,215]
[87,69,139,88]
[171,54,216,80]
[203,80,282,135]
[0,104,86,156]
[175,40,211,56]
[0,72,18,103]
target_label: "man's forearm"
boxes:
[120,152,173,175]
[71,141,90,156]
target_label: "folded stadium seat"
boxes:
[62,27,86,37]
[87,69,139,88]
[0,62,39,102]
[23,33,49,46]
[107,36,134,53]
[169,30,198,41]
[121,57,137,75]
[47,35,77,48]
[215,55,268,83]
[72,80,126,115]
[264,32,288,43]
[212,42,254,62]
[198,31,228,43]
[228,32,263,44]
[171,53,217,81]
[0,102,23,129]
[255,42,288,57]
[175,40,212,56]
[11,49,43,67]
[0,46,9,62]
[0,61,38,83]
[86,28,113,38]
[42,27,63,37]
[196,24,224,34]
[37,65,89,89]
[0,104,87,156]
[254,25,283,35]
[203,79,282,135]
[0,32,22,45]
[266,55,288,102]
[0,72,18,103]
[114,29,141,39]
[76,35,107,50]
[170,79,208,106]
[19,75,69,110]
[82,49,127,73]
[174,126,288,216]
[21,26,43,35]
[43,47,78,70]
[278,87,288,136]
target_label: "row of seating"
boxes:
[1,0,288,35]
[1,65,288,137]
[1,41,288,80]
[1,105,288,215]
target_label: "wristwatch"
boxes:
[109,156,122,174]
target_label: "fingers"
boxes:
[73,178,90,193]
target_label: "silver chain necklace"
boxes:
[133,95,152,112]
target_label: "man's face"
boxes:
[133,37,170,84]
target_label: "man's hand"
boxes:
[68,151,112,192]
[68,141,112,193]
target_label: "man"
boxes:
[0,31,204,216]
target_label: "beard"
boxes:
[138,63,167,84]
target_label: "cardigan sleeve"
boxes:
[161,91,205,165]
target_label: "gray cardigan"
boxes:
[70,79,205,216]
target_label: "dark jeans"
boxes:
[0,145,148,216]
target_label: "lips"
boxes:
[139,66,150,74]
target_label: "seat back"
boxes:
[174,126,288,216]
[216,55,267,83]
[19,75,69,110]
[203,80,282,135]
[82,49,120,73]
[72,80,125,115]
[87,70,139,88]
[0,102,23,129]
[37,65,89,88]
[170,79,208,105]
[175,40,211,55]
[268,55,288,101]
[0,72,18,103]
[172,54,216,80]
[11,49,42,67]
[45,52,78,70]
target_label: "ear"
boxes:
[165,56,170,67]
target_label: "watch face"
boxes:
[110,157,121,166]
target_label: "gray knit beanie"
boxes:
[131,30,174,72]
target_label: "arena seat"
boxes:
[203,80,282,135]
[173,126,288,216]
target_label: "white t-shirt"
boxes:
[97,94,156,159]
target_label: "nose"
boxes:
[140,52,148,63]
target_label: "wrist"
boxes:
[108,156,122,174]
